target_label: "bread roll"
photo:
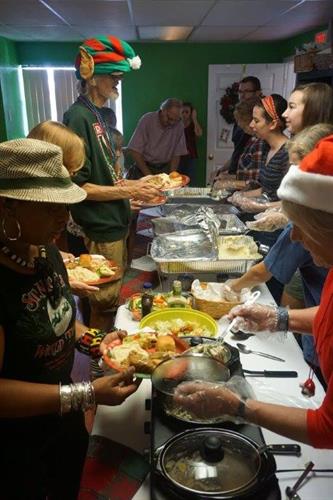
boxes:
[156,335,176,352]
[79,254,92,268]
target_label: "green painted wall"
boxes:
[0,36,26,139]
[16,41,78,67]
[4,24,326,182]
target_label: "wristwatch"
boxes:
[276,306,289,332]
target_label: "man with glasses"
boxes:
[226,76,262,174]
[127,98,187,178]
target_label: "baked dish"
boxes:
[218,235,262,260]
[103,332,188,375]
[65,254,120,284]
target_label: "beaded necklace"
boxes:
[1,245,35,269]
[78,95,123,183]
[1,245,62,308]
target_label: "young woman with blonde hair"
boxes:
[28,120,85,176]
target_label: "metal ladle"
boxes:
[285,461,314,499]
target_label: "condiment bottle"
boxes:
[141,282,153,317]
[177,273,195,293]
[167,280,188,308]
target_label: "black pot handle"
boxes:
[265,444,301,456]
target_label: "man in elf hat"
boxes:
[64,35,161,330]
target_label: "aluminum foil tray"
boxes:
[153,234,262,274]
[167,187,225,205]
[152,214,246,236]
[161,203,240,216]
[171,187,211,197]
[157,260,251,275]
[150,229,218,262]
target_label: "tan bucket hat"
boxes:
[0,138,86,204]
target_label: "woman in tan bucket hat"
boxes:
[0,138,140,498]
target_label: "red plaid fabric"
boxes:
[236,137,266,182]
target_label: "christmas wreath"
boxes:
[220,82,239,124]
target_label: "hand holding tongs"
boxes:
[218,290,261,340]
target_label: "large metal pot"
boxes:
[181,337,240,368]
[153,428,283,499]
[151,354,234,424]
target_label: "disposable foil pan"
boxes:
[170,187,211,197]
[156,260,253,275]
[150,229,218,262]
[161,203,240,217]
[152,214,246,236]
[167,187,230,205]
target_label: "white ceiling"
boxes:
[0,0,332,42]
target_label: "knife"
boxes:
[243,369,298,378]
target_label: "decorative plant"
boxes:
[220,82,239,124]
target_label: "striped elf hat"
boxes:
[0,139,86,204]
[278,134,333,214]
[75,35,141,80]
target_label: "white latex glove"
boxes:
[246,210,288,231]
[173,381,240,419]
[237,198,269,213]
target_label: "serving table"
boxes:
[92,283,333,499]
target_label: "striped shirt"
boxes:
[259,143,289,201]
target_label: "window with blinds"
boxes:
[21,67,122,134]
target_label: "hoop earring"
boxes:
[2,215,22,241]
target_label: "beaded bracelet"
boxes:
[76,328,107,359]
[59,381,96,415]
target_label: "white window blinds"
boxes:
[22,69,51,131]
[53,69,78,122]
[22,67,121,132]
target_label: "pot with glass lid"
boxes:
[153,427,278,499]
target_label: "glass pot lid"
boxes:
[151,354,230,396]
[160,428,261,495]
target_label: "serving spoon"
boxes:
[237,342,285,362]
[285,461,314,499]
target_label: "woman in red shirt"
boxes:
[174,135,333,448]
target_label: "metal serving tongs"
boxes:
[217,290,261,341]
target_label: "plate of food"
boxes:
[65,254,122,286]
[139,308,218,338]
[127,292,192,321]
[147,172,190,191]
[102,331,189,378]
[134,195,168,208]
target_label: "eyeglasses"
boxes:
[239,89,256,95]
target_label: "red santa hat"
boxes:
[278,134,333,214]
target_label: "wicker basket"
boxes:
[294,52,316,73]
[192,282,241,319]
